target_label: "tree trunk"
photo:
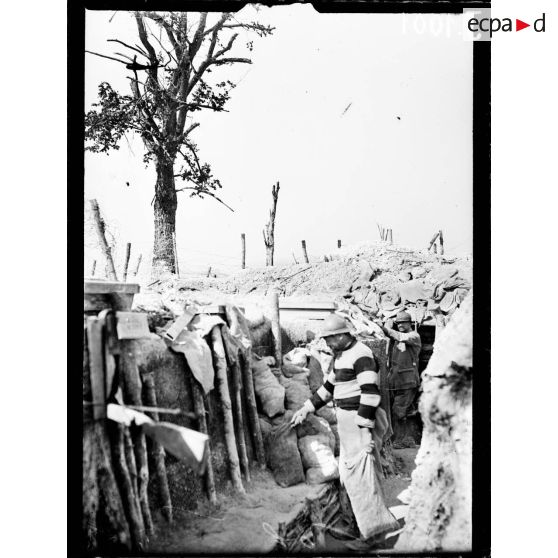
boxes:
[152,157,178,278]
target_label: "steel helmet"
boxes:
[394,311,412,323]
[318,313,352,338]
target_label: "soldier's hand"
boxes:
[363,429,375,453]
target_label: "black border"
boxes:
[69,2,491,557]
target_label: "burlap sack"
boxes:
[252,358,285,418]
[279,373,312,411]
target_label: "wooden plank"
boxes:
[86,317,106,420]
[84,280,140,295]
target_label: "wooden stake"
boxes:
[263,181,280,266]
[269,289,282,369]
[292,252,299,265]
[433,243,438,254]
[122,242,132,282]
[301,240,309,264]
[187,370,217,504]
[241,233,246,269]
[240,349,266,466]
[90,259,97,277]
[109,423,146,549]
[210,326,245,494]
[230,359,251,482]
[89,199,118,281]
[132,254,143,277]
[206,266,212,278]
[119,340,153,534]
[438,229,444,255]
[389,229,393,245]
[428,231,440,251]
[337,239,341,249]
[142,372,173,523]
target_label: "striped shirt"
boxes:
[309,339,380,429]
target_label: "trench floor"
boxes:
[148,447,418,554]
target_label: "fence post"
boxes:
[337,239,341,249]
[122,242,132,282]
[438,229,444,255]
[241,233,246,269]
[301,240,309,263]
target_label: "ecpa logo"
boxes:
[463,9,546,40]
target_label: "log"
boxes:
[438,229,444,255]
[269,289,282,370]
[210,326,245,493]
[301,240,309,263]
[132,254,143,277]
[109,422,146,550]
[119,340,154,534]
[122,242,132,282]
[240,349,266,466]
[89,199,118,281]
[93,421,132,551]
[241,233,246,269]
[187,370,218,505]
[307,497,325,550]
[142,372,173,523]
[230,359,251,482]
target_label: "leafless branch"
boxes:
[175,186,234,212]
[108,39,150,59]
[85,50,128,64]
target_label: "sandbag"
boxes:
[252,358,285,418]
[282,362,309,378]
[264,411,305,487]
[283,347,311,368]
[316,405,337,426]
[343,450,399,539]
[296,415,336,450]
[279,373,312,411]
[307,355,326,393]
[306,462,339,484]
[298,433,338,484]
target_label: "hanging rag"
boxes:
[225,305,252,351]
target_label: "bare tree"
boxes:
[85,11,274,278]
[262,182,280,266]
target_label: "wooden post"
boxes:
[301,240,309,263]
[389,229,393,245]
[438,229,444,255]
[119,340,154,534]
[122,242,132,282]
[132,254,143,277]
[241,233,246,269]
[337,239,341,249]
[240,349,266,466]
[433,243,438,254]
[142,372,173,523]
[187,371,218,504]
[206,266,212,278]
[307,497,325,550]
[210,326,245,494]
[263,181,280,266]
[292,252,299,265]
[89,199,118,281]
[90,260,97,277]
[428,231,440,251]
[231,359,251,482]
[172,231,180,277]
[269,289,282,369]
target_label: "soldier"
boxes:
[376,311,421,449]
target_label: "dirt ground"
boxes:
[148,447,418,554]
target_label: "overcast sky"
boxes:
[85,5,473,275]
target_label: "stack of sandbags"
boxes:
[251,357,285,418]
[259,411,305,487]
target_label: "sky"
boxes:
[84,5,473,276]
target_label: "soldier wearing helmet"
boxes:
[376,310,422,449]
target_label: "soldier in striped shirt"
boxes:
[291,313,385,475]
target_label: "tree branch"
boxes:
[175,186,234,212]
[85,50,128,65]
[108,39,150,59]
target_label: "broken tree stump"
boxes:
[263,181,280,266]
[210,326,245,494]
[89,199,118,281]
